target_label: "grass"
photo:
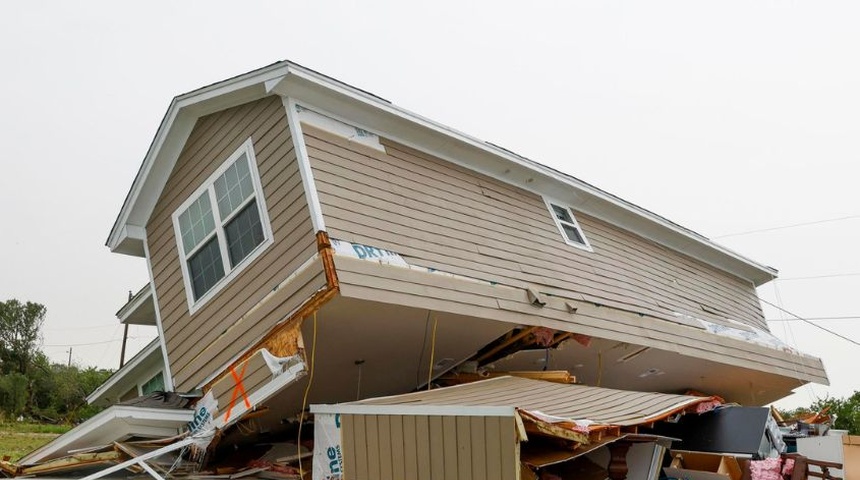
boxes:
[0,422,71,462]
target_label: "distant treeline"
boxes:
[0,299,113,423]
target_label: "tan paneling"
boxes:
[180,266,327,389]
[210,349,272,416]
[334,257,827,383]
[146,96,318,391]
[343,413,518,480]
[304,124,767,331]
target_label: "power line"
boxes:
[767,316,860,322]
[713,214,860,239]
[44,324,119,332]
[759,297,860,347]
[776,273,860,281]
[43,337,144,347]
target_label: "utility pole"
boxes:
[120,290,132,368]
[67,347,72,367]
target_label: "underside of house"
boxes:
[4,61,841,480]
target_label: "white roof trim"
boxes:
[19,405,192,465]
[108,61,776,284]
[85,339,161,405]
[116,283,153,324]
[311,403,515,417]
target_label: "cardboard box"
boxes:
[664,451,742,480]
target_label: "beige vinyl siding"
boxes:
[146,96,319,391]
[334,257,827,384]
[210,349,274,416]
[304,125,827,384]
[341,413,518,480]
[303,125,765,332]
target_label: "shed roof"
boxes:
[312,376,718,427]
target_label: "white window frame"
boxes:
[172,137,274,314]
[138,371,165,396]
[544,197,592,251]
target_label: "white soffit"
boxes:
[19,405,192,465]
[107,61,776,285]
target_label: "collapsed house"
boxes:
[3,61,836,479]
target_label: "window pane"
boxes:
[224,200,265,268]
[188,237,225,300]
[178,193,215,254]
[215,154,255,220]
[141,372,165,395]
[551,204,574,223]
[562,223,585,245]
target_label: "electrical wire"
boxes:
[426,316,438,391]
[415,310,432,387]
[776,272,860,281]
[297,312,318,476]
[767,316,860,322]
[759,297,860,347]
[713,214,860,239]
[43,337,143,347]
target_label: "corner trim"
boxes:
[142,238,175,392]
[283,96,326,233]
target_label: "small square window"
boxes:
[140,371,165,395]
[545,199,592,250]
[172,138,273,313]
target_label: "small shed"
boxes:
[310,376,721,480]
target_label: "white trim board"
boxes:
[283,97,326,233]
[86,339,161,405]
[143,239,175,391]
[19,406,193,465]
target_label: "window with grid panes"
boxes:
[172,138,273,312]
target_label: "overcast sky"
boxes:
[1,1,857,410]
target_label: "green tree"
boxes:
[781,391,860,435]
[0,299,47,375]
[811,391,860,435]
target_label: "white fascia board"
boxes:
[20,405,193,465]
[86,339,161,405]
[269,67,777,285]
[310,404,515,417]
[106,63,293,255]
[116,283,153,323]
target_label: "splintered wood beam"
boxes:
[522,419,589,444]
[550,332,574,348]
[316,231,339,290]
[517,411,590,444]
[473,326,540,364]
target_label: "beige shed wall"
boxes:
[341,413,518,480]
[146,96,321,391]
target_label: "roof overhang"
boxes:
[86,339,162,406]
[18,404,192,465]
[116,284,156,325]
[108,61,776,285]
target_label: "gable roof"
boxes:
[107,60,777,285]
